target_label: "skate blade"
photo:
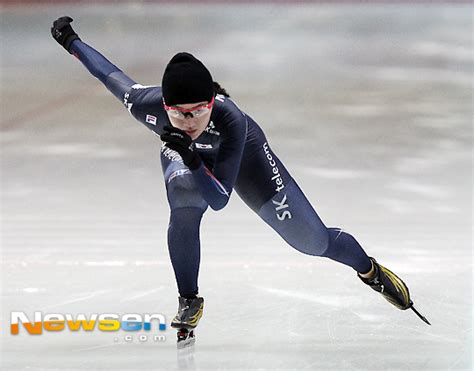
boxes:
[177,337,195,349]
[410,302,431,325]
[177,329,196,349]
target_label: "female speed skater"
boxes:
[51,16,430,347]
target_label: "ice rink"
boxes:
[1,2,472,370]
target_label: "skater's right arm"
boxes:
[51,16,137,102]
[69,40,137,101]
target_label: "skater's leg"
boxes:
[234,134,371,273]
[256,178,372,273]
[161,148,209,345]
[168,207,204,298]
[234,125,428,322]
[323,228,373,274]
[161,148,208,298]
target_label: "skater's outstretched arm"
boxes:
[51,16,137,102]
[51,15,164,135]
[70,40,137,101]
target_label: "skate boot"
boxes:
[171,296,204,348]
[359,257,430,325]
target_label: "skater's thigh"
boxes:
[235,140,292,211]
[256,178,329,255]
[161,146,208,211]
[235,142,328,255]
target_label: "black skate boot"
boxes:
[359,257,430,325]
[171,296,204,348]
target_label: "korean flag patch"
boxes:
[146,115,157,125]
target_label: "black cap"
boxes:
[162,52,214,106]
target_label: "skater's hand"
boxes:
[160,126,202,170]
[51,16,81,53]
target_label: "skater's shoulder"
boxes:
[212,94,247,125]
[127,84,163,106]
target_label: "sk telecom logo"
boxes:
[11,312,166,335]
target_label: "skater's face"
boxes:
[164,98,214,140]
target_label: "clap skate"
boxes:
[171,296,204,348]
[359,257,430,325]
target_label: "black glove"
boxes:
[51,16,81,53]
[160,126,202,170]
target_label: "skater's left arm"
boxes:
[160,101,247,211]
[191,104,247,210]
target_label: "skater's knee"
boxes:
[168,207,205,246]
[167,172,208,210]
[326,227,357,252]
[289,228,329,256]
[170,207,205,226]
[311,228,329,256]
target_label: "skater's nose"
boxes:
[183,121,196,130]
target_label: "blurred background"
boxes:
[1,1,472,370]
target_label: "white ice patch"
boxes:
[374,67,470,85]
[377,197,413,214]
[302,167,369,179]
[390,180,450,199]
[135,261,166,266]
[3,187,35,197]
[432,205,459,214]
[253,286,356,308]
[84,261,126,267]
[119,288,164,302]
[410,41,472,62]
[57,261,80,266]
[395,156,450,174]
[22,288,45,293]
[335,104,385,117]
[22,143,128,159]
[39,290,117,311]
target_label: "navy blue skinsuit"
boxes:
[71,40,372,297]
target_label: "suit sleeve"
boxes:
[69,39,163,133]
[191,101,248,211]
[69,39,136,101]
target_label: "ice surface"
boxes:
[1,3,472,370]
